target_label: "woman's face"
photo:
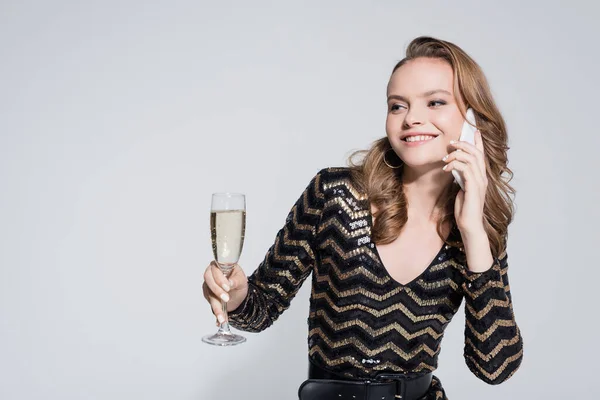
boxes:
[386,57,466,168]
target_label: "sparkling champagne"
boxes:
[210,209,246,270]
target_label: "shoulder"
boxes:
[312,166,356,188]
[313,166,366,201]
[314,166,352,180]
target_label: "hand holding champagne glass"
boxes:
[202,193,248,346]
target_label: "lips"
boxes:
[400,133,439,141]
[403,135,438,143]
[401,135,439,146]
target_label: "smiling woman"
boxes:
[202,36,523,400]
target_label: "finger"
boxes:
[449,139,486,177]
[210,262,233,292]
[204,264,231,303]
[443,160,478,192]
[210,296,226,324]
[449,139,482,156]
[202,281,210,301]
[203,283,226,323]
[228,264,246,290]
[443,150,484,187]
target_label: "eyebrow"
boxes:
[387,89,452,102]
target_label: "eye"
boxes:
[389,103,406,112]
[429,100,446,107]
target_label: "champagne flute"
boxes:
[202,193,247,346]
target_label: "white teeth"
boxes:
[405,135,436,142]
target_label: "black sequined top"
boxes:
[228,167,523,398]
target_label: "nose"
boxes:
[403,107,425,129]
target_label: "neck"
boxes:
[401,163,455,223]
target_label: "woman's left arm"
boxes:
[460,232,524,385]
[443,131,523,384]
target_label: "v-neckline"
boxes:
[365,205,457,288]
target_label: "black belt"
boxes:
[298,358,432,400]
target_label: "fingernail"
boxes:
[217,314,225,324]
[222,283,231,292]
[442,164,448,170]
[442,154,448,161]
[450,140,456,144]
[220,293,230,302]
[228,279,234,287]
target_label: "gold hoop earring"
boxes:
[383,149,403,169]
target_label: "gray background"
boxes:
[1,0,597,399]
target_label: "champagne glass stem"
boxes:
[216,265,232,334]
[217,299,231,333]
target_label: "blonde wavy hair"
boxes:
[348,36,515,259]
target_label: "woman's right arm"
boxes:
[202,169,325,332]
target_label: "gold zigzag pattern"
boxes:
[302,175,323,215]
[309,327,439,360]
[465,318,516,342]
[323,179,368,201]
[318,238,379,264]
[269,239,303,271]
[404,287,457,308]
[254,279,287,298]
[283,208,317,260]
[416,277,459,291]
[465,347,523,381]
[317,216,370,238]
[447,259,513,295]
[310,309,444,340]
[324,197,370,219]
[434,388,444,399]
[466,297,511,320]
[467,280,505,298]
[312,291,449,323]
[324,167,351,173]
[274,269,302,286]
[313,277,404,301]
[465,334,522,361]
[309,346,435,373]
[289,205,316,234]
[429,261,451,273]
[316,257,390,285]
[270,232,309,272]
[313,173,325,200]
[313,269,456,309]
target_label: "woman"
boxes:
[202,36,523,399]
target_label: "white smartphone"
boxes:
[452,108,477,191]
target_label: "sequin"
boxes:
[228,167,523,396]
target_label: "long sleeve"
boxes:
[228,170,325,332]
[459,242,524,384]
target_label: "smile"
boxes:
[401,135,439,146]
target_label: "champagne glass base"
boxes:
[202,331,247,346]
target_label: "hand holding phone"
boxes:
[452,108,477,191]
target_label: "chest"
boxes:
[375,226,446,285]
